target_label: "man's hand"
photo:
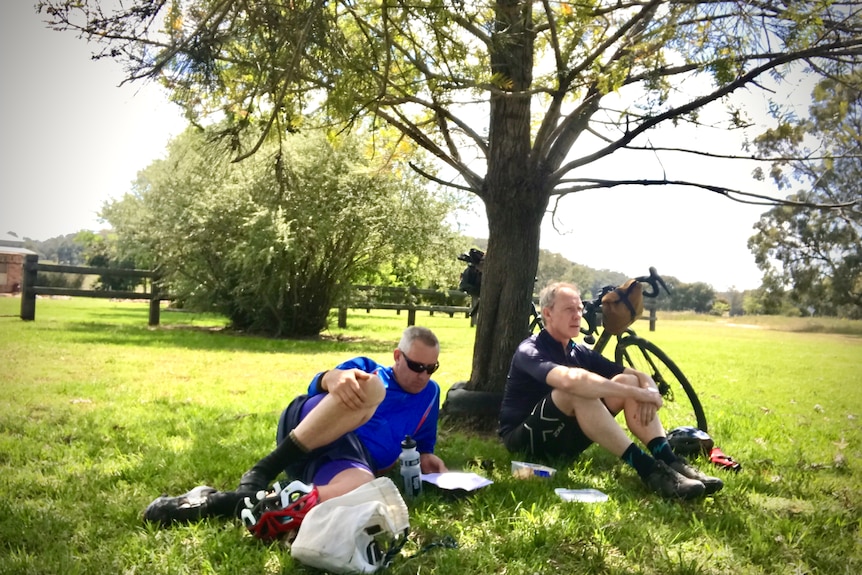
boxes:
[419,453,448,474]
[326,368,378,410]
[633,384,662,425]
[618,368,662,424]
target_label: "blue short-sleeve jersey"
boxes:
[307,357,440,471]
[498,330,624,436]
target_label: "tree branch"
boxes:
[407,162,474,193]
[553,177,860,209]
[551,37,862,183]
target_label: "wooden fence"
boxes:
[336,285,473,328]
[19,254,167,325]
[18,255,656,331]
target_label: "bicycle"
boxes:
[580,267,708,433]
[457,251,707,432]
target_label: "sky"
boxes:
[2,3,814,292]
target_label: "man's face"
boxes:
[393,340,440,394]
[542,287,584,342]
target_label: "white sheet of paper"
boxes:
[420,472,493,491]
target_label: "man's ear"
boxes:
[393,348,402,363]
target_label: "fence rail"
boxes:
[18,255,656,331]
[19,255,166,325]
[336,284,472,327]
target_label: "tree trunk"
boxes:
[441,0,546,426]
[471,193,545,392]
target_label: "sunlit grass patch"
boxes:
[0,297,860,574]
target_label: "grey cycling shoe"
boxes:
[644,460,706,500]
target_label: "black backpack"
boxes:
[457,248,485,296]
[459,264,482,296]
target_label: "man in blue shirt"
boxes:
[145,326,448,526]
[499,282,722,499]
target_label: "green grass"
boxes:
[1,296,860,574]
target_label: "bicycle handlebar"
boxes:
[580,267,670,341]
[634,266,670,299]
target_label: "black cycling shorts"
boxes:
[501,393,602,459]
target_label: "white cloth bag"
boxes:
[291,477,410,574]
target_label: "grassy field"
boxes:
[0,296,860,574]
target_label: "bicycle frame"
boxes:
[579,269,708,432]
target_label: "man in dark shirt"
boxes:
[499,282,722,499]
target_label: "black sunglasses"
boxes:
[401,352,439,375]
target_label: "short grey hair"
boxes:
[538,282,581,310]
[398,326,439,352]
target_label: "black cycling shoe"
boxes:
[143,485,216,526]
[670,458,724,495]
[644,460,706,500]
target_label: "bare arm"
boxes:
[546,365,662,407]
[623,366,658,391]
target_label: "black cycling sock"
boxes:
[246,430,310,485]
[647,436,678,465]
[622,443,657,479]
[205,490,247,518]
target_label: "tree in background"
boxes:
[749,72,862,318]
[74,230,142,292]
[102,128,462,336]
[40,1,862,395]
[24,233,86,265]
[534,250,628,299]
[658,277,715,313]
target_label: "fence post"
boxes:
[648,301,657,332]
[338,307,347,328]
[148,274,161,327]
[20,254,38,321]
[407,307,416,326]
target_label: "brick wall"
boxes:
[0,253,24,293]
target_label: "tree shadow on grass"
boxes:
[58,320,398,356]
[1,399,308,574]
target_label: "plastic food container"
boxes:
[511,460,557,479]
[554,488,608,502]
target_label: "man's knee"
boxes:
[612,373,639,387]
[365,374,386,408]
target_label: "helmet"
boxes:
[241,480,320,541]
[667,426,714,457]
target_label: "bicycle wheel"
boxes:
[614,336,708,432]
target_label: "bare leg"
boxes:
[316,467,376,501]
[291,377,386,450]
[550,389,633,457]
[603,374,666,445]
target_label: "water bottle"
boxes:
[399,435,422,498]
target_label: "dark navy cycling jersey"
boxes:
[498,330,624,437]
[307,357,440,471]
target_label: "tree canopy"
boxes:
[748,71,862,318]
[39,0,862,394]
[102,128,464,335]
